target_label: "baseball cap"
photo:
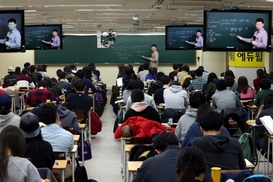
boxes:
[8,66,15,73]
[20,112,40,138]
[0,93,12,110]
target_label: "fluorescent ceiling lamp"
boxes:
[45,4,123,7]
[25,10,37,12]
[75,9,155,12]
[154,26,165,29]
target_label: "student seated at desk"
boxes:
[154,75,170,105]
[254,79,273,107]
[124,89,160,123]
[132,132,181,182]
[202,72,217,102]
[0,125,42,182]
[189,68,206,92]
[192,111,246,182]
[225,76,240,98]
[237,76,255,100]
[164,81,188,109]
[256,93,273,162]
[0,92,20,132]
[20,112,55,169]
[147,72,165,96]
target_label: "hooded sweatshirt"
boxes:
[57,105,80,133]
[124,102,160,123]
[163,85,189,109]
[192,133,246,170]
[0,112,20,132]
[175,108,197,141]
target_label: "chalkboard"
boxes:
[35,35,195,65]
[25,25,62,49]
[204,10,271,51]
[166,26,203,50]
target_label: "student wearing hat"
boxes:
[211,79,242,111]
[0,92,20,132]
[20,112,55,169]
[3,66,18,86]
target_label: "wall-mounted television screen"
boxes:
[0,10,25,52]
[25,24,63,50]
[204,10,272,51]
[165,25,204,50]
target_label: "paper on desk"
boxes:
[115,99,124,104]
[117,78,123,87]
[259,115,273,134]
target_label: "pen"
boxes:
[55,162,59,165]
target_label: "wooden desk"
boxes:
[246,120,255,125]
[127,161,143,182]
[247,105,257,120]
[52,160,67,182]
[79,124,86,165]
[26,107,36,111]
[79,124,86,129]
[73,135,80,143]
[121,137,131,179]
[245,159,255,170]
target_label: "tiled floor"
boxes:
[85,95,123,182]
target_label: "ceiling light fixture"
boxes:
[133,15,139,20]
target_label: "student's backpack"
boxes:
[90,110,102,135]
[94,92,105,117]
[242,174,271,182]
[239,132,254,163]
[75,159,98,182]
[129,144,156,161]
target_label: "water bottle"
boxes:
[168,118,173,126]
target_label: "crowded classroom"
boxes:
[1,0,273,182]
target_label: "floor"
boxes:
[85,94,123,182]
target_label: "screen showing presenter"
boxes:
[185,30,203,48]
[237,18,268,49]
[141,44,159,71]
[0,18,21,49]
[41,29,60,48]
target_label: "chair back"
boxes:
[53,152,66,160]
[129,136,153,144]
[63,126,76,134]
[73,110,85,123]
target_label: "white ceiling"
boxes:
[1,0,273,34]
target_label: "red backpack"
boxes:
[90,111,102,135]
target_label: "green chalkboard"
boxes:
[204,11,271,50]
[35,35,195,65]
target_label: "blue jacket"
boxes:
[182,122,231,148]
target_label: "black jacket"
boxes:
[124,106,160,123]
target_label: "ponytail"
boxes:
[178,165,196,182]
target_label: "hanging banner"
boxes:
[228,52,264,67]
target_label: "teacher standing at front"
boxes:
[141,44,159,72]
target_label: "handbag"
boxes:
[78,139,92,161]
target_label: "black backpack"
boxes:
[75,159,97,182]
[129,144,156,161]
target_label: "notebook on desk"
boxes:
[259,115,273,134]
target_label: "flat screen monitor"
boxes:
[204,10,272,51]
[0,10,25,52]
[165,25,204,50]
[25,24,63,50]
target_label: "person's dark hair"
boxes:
[190,70,195,78]
[37,103,57,125]
[189,92,206,108]
[156,72,165,81]
[131,89,144,103]
[88,62,95,69]
[182,65,190,72]
[264,93,273,110]
[8,18,16,24]
[15,67,21,75]
[69,64,76,70]
[24,62,30,68]
[43,77,53,87]
[70,77,80,89]
[125,81,134,90]
[83,66,92,80]
[56,69,62,77]
[237,76,250,94]
[153,132,179,152]
[256,18,264,24]
[195,104,212,122]
[260,79,271,90]
[269,71,273,84]
[257,69,265,79]
[37,80,48,88]
[160,75,170,85]
[74,79,85,91]
[207,72,217,84]
[224,76,234,87]
[151,44,157,48]
[21,68,29,75]
[199,111,224,131]
[143,63,149,70]
[36,65,44,72]
[52,29,58,33]
[41,64,47,72]
[29,65,36,73]
[125,67,134,77]
[224,70,235,79]
[137,65,144,73]
[196,30,202,33]
[75,69,84,79]
[149,67,156,75]
[216,79,227,91]
[195,69,203,77]
[62,102,72,110]
[198,66,204,71]
[171,81,181,86]
[25,131,43,153]
[63,66,72,73]
[132,80,144,90]
[0,125,25,182]
[172,63,178,70]
[58,71,66,79]
[179,66,183,72]
[176,147,206,182]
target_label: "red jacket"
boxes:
[114,116,167,139]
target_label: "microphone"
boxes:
[252,36,256,41]
[194,40,197,43]
[5,37,9,41]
